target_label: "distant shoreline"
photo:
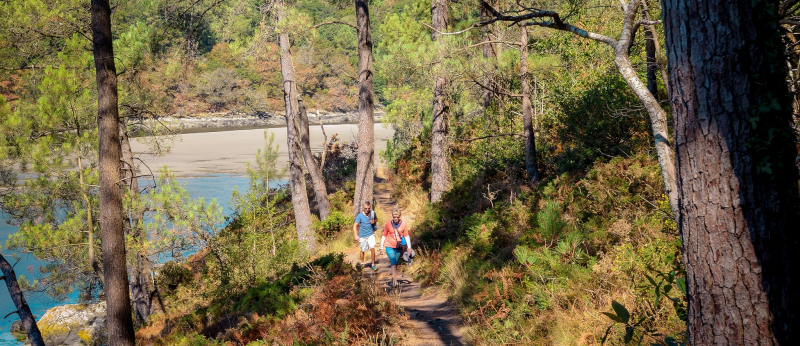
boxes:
[130,123,395,178]
[133,111,385,136]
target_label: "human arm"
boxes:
[379,223,388,253]
[403,223,412,250]
[352,221,359,242]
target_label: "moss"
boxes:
[37,303,103,341]
[78,329,92,344]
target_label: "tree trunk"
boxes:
[663,0,800,344]
[277,0,316,252]
[297,100,331,220]
[613,43,679,220]
[76,138,103,283]
[353,0,375,215]
[430,0,450,203]
[520,26,540,186]
[480,3,495,111]
[92,0,134,346]
[640,0,668,97]
[644,25,658,97]
[119,121,162,324]
[91,1,136,344]
[1,253,45,346]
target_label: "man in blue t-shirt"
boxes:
[353,201,378,271]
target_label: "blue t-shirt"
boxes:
[355,212,375,238]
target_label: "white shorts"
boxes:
[359,234,376,252]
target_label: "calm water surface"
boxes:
[0,174,263,345]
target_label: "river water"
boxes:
[0,123,393,344]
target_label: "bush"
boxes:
[314,210,353,242]
[156,261,194,296]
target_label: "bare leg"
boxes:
[360,251,365,263]
[370,248,376,266]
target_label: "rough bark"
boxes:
[430,0,451,203]
[663,0,800,344]
[297,99,331,220]
[353,0,375,214]
[520,26,540,185]
[119,121,162,324]
[91,2,136,344]
[277,0,316,252]
[1,253,45,346]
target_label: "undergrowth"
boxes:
[395,152,687,345]
[139,253,403,345]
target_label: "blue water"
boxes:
[0,174,272,345]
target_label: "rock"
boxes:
[10,320,23,334]
[37,302,107,346]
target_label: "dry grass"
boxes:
[320,230,357,256]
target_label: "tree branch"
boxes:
[459,133,523,142]
[526,20,617,47]
[780,0,800,17]
[421,22,478,35]
[479,0,618,47]
[780,19,800,26]
[467,75,522,98]
[628,19,661,53]
[458,40,521,51]
[310,20,357,30]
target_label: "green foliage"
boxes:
[548,73,652,171]
[536,201,569,247]
[139,168,224,265]
[600,263,688,346]
[314,210,353,241]
[156,261,194,297]
[0,34,101,300]
[208,133,305,293]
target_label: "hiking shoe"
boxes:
[371,264,378,271]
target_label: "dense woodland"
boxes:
[1,0,800,345]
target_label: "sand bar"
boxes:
[130,123,394,177]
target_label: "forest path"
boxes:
[344,169,466,346]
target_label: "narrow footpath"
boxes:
[344,171,466,346]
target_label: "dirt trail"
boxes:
[344,172,466,346]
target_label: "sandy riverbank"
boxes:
[130,123,394,177]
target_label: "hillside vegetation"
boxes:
[3,0,799,345]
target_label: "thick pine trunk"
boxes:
[1,253,45,346]
[277,0,316,252]
[430,0,450,203]
[663,0,800,344]
[520,26,540,185]
[297,99,331,220]
[119,121,162,324]
[91,0,136,344]
[353,0,375,214]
